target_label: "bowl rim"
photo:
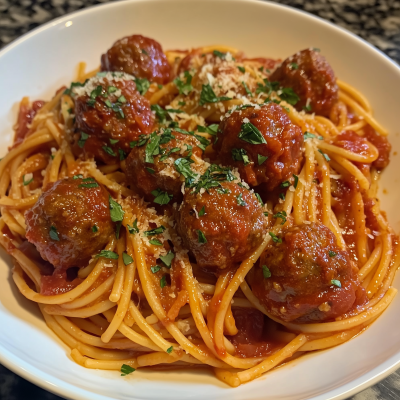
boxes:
[1,1,400,399]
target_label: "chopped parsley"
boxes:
[134,77,150,95]
[258,154,268,165]
[122,252,133,266]
[77,132,89,148]
[174,71,193,95]
[241,81,253,97]
[290,62,299,70]
[237,66,245,73]
[92,225,98,233]
[304,132,318,140]
[127,219,139,235]
[238,122,267,145]
[151,189,173,205]
[199,84,231,106]
[141,49,148,55]
[151,265,161,273]
[331,279,341,288]
[303,104,312,112]
[143,226,166,236]
[236,193,246,206]
[149,239,163,246]
[146,167,155,174]
[120,364,135,376]
[232,148,250,165]
[109,196,125,222]
[145,131,161,163]
[160,275,167,288]
[262,265,271,278]
[63,80,88,96]
[269,232,282,243]
[197,230,207,244]
[160,251,175,268]
[174,158,198,186]
[279,192,285,201]
[198,206,206,217]
[130,135,148,148]
[118,149,126,161]
[108,86,117,94]
[278,87,300,105]
[273,211,287,225]
[264,211,269,217]
[197,124,219,136]
[293,174,299,189]
[281,180,290,188]
[213,50,226,59]
[78,182,99,189]
[329,250,337,258]
[190,164,235,194]
[255,193,264,207]
[49,226,60,241]
[255,78,279,96]
[115,222,122,239]
[95,250,119,259]
[73,174,83,180]
[151,104,168,123]
[109,138,119,145]
[102,146,116,157]
[318,149,331,162]
[167,346,173,354]
[23,174,33,186]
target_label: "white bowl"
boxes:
[1,1,400,399]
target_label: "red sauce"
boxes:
[228,309,282,358]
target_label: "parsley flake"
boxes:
[199,84,231,106]
[102,146,116,157]
[197,230,207,244]
[78,132,89,148]
[166,346,173,354]
[23,174,33,186]
[232,148,250,165]
[236,193,246,206]
[174,71,193,95]
[213,50,226,59]
[293,174,299,189]
[95,250,119,259]
[151,189,173,205]
[198,206,206,217]
[122,252,133,265]
[238,122,267,145]
[127,219,139,234]
[290,62,299,70]
[149,239,163,246]
[255,193,264,207]
[273,211,287,225]
[73,174,83,180]
[329,250,337,258]
[279,87,300,105]
[143,226,166,236]
[331,279,341,288]
[281,180,290,188]
[121,364,135,376]
[197,124,219,136]
[160,251,175,268]
[269,232,282,243]
[258,154,268,165]
[238,66,245,73]
[262,265,271,278]
[134,77,150,95]
[109,196,125,222]
[318,149,331,162]
[160,275,167,288]
[92,225,98,233]
[49,226,59,241]
[151,265,161,273]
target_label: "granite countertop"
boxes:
[0,0,400,399]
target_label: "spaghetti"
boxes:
[0,35,398,387]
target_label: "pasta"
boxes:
[0,34,398,387]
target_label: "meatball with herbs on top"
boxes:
[250,222,364,323]
[214,103,303,191]
[71,72,154,164]
[125,128,206,204]
[176,168,267,269]
[270,48,338,116]
[25,176,115,269]
[101,34,171,85]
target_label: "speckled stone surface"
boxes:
[0,1,400,399]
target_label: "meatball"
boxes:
[270,49,338,116]
[101,34,171,84]
[214,103,303,191]
[71,73,153,164]
[250,222,361,323]
[25,177,114,268]
[176,178,267,269]
[126,129,204,203]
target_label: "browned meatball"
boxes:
[250,222,363,323]
[270,49,338,116]
[176,176,267,269]
[214,103,303,191]
[126,129,204,203]
[101,35,171,84]
[72,73,154,164]
[25,177,114,269]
